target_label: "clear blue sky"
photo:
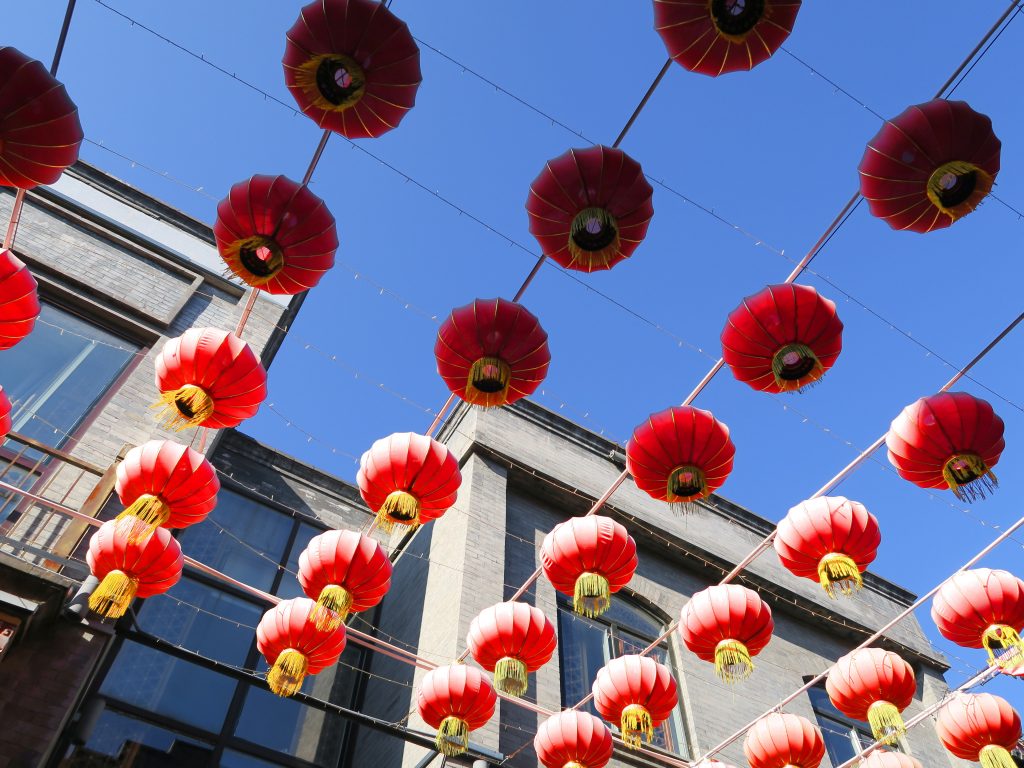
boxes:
[9,1,1024,707]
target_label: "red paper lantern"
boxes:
[534,710,613,768]
[653,1,802,77]
[932,568,1024,672]
[154,327,268,430]
[592,655,678,749]
[721,284,843,393]
[886,392,1004,502]
[0,386,11,438]
[744,713,825,768]
[526,145,654,272]
[680,584,773,682]
[540,515,638,618]
[936,693,1022,768]
[416,664,496,757]
[298,529,392,630]
[466,601,557,696]
[859,99,1000,233]
[0,46,83,189]
[86,520,183,618]
[0,249,39,350]
[355,432,461,532]
[774,495,881,598]
[825,648,916,744]
[435,298,550,408]
[213,175,338,295]
[626,405,735,511]
[861,752,923,768]
[283,0,421,139]
[256,597,347,697]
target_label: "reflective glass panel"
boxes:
[59,708,213,767]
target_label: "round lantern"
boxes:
[213,175,338,295]
[653,0,802,77]
[466,601,557,696]
[0,249,39,350]
[859,99,1001,233]
[298,529,392,630]
[86,520,183,618]
[535,710,614,768]
[680,584,773,682]
[932,568,1024,671]
[416,664,496,757]
[936,693,1022,768]
[774,495,881,599]
[526,145,654,272]
[540,515,638,618]
[592,655,678,749]
[744,712,825,768]
[0,386,11,438]
[154,327,268,430]
[825,648,916,744]
[283,0,421,139]
[435,298,551,408]
[626,405,735,512]
[0,46,83,189]
[256,597,347,697]
[861,752,923,768]
[355,432,461,532]
[721,283,843,393]
[886,392,1004,502]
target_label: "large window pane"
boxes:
[556,606,607,717]
[808,685,878,764]
[59,708,214,767]
[276,522,324,600]
[220,750,287,768]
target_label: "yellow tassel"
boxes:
[771,342,824,392]
[620,703,653,749]
[377,490,420,533]
[980,745,1017,768]
[943,453,998,502]
[292,53,366,113]
[867,700,906,744]
[465,356,511,407]
[89,570,139,618]
[574,572,611,618]
[666,465,706,504]
[494,656,528,697]
[714,639,754,683]
[115,495,171,543]
[817,552,863,599]
[563,763,586,768]
[926,160,993,220]
[155,385,215,430]
[311,585,353,631]
[267,648,309,697]
[222,235,284,287]
[983,624,1024,670]
[567,206,621,270]
[436,715,470,756]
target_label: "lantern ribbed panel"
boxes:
[931,569,1024,649]
[825,648,916,721]
[935,693,1022,763]
[416,664,497,731]
[861,751,923,768]
[774,496,880,584]
[743,712,825,768]
[0,387,11,438]
[592,655,678,728]
[86,520,183,598]
[679,584,774,662]
[467,601,557,672]
[534,710,614,768]
[115,440,220,530]
[0,249,39,350]
[539,516,638,599]
[297,529,392,614]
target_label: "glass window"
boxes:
[220,750,287,768]
[59,708,214,767]
[0,463,31,525]
[276,522,323,600]
[808,685,883,764]
[233,679,345,765]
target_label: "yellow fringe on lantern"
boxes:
[494,656,528,697]
[312,585,353,631]
[817,552,863,599]
[222,235,285,287]
[666,465,706,505]
[714,639,754,683]
[436,715,470,756]
[88,570,139,618]
[942,453,998,502]
[292,53,366,113]
[115,495,171,543]
[980,745,1017,768]
[983,624,1024,670]
[376,490,420,533]
[155,385,215,430]
[465,356,511,407]
[867,700,906,744]
[574,572,611,617]
[926,160,993,220]
[563,763,586,768]
[267,649,309,697]
[620,703,653,750]
[567,206,621,270]
[771,342,824,392]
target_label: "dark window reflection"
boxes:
[59,709,213,767]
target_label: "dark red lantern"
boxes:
[860,99,1000,233]
[0,386,11,438]
[626,405,735,511]
[435,298,550,408]
[526,145,654,272]
[283,0,421,139]
[679,584,773,682]
[534,710,613,768]
[356,432,461,531]
[213,175,338,295]
[154,327,268,430]
[932,568,1024,672]
[886,391,1004,502]
[256,597,347,697]
[744,713,825,768]
[298,529,392,630]
[721,283,843,393]
[826,648,916,744]
[0,46,83,189]
[87,520,183,618]
[0,249,39,350]
[653,1,802,77]
[466,601,557,696]
[592,655,678,749]
[862,753,923,768]
[416,664,496,757]
[540,515,638,618]
[936,693,1022,768]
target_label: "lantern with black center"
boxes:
[0,386,10,438]
[86,520,183,619]
[0,249,39,350]
[535,710,614,768]
[256,597,347,697]
[936,693,1022,768]
[592,655,678,749]
[826,648,916,745]
[744,713,825,768]
[435,298,551,408]
[680,584,773,683]
[932,568,1024,672]
[466,601,557,696]
[416,664,496,757]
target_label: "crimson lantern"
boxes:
[155,327,268,430]
[540,515,638,618]
[214,175,338,295]
[936,693,1022,768]
[932,568,1024,672]
[744,713,825,768]
[256,597,347,697]
[87,520,183,618]
[466,601,557,696]
[680,584,773,682]
[356,432,461,531]
[861,753,923,768]
[721,284,843,393]
[298,529,392,630]
[592,655,678,749]
[435,298,550,408]
[0,46,83,189]
[859,100,1001,233]
[0,249,39,350]
[774,495,881,599]
[826,648,916,744]
[0,387,10,438]
[653,0,802,77]
[534,710,613,768]
[416,664,496,757]
[887,392,1004,502]
[283,0,420,139]
[526,145,654,272]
